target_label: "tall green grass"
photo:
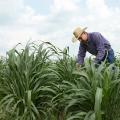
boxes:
[0,42,120,120]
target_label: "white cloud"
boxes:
[0,0,120,57]
[16,6,47,26]
[86,0,110,17]
[50,0,79,14]
[0,0,24,20]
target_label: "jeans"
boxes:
[102,48,115,64]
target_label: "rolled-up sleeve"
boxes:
[94,33,106,63]
[77,43,86,65]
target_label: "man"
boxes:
[72,26,115,68]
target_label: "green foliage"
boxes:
[0,42,120,120]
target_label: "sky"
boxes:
[0,0,120,57]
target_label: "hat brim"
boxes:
[77,27,87,40]
[72,27,87,43]
[72,36,78,43]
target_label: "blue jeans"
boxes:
[103,48,115,63]
[107,49,115,63]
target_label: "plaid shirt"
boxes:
[77,32,111,65]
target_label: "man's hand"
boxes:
[76,63,81,70]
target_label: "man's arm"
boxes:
[94,33,106,64]
[77,43,86,65]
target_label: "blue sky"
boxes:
[25,0,53,15]
[0,0,120,57]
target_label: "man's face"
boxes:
[78,32,88,42]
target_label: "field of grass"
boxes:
[0,42,120,120]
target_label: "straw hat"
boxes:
[72,27,87,43]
